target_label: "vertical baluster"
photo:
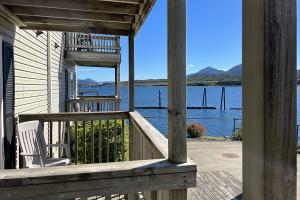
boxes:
[103,35,106,53]
[108,35,111,53]
[75,121,78,165]
[114,119,117,162]
[105,36,108,53]
[106,120,110,162]
[122,119,125,161]
[73,33,75,50]
[111,35,113,53]
[99,120,102,163]
[66,120,70,157]
[98,34,100,52]
[50,121,53,158]
[58,121,61,157]
[91,120,94,163]
[83,121,86,164]
[100,34,102,52]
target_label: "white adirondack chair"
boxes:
[16,120,71,168]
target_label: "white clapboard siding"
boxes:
[0,17,75,161]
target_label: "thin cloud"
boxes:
[187,64,196,71]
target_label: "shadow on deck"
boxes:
[189,171,242,200]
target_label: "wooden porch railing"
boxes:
[18,111,128,165]
[129,111,169,199]
[65,32,120,54]
[1,111,196,199]
[66,96,121,112]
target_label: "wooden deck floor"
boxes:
[188,171,242,200]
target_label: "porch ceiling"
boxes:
[0,0,156,35]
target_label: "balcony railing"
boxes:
[66,96,121,112]
[1,111,196,199]
[65,33,120,54]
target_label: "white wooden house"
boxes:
[0,0,297,199]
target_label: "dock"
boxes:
[135,106,217,110]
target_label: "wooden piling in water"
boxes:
[158,90,162,108]
[202,88,207,107]
[220,87,226,110]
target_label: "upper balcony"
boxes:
[65,33,121,67]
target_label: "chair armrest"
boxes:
[20,153,45,167]
[46,144,71,159]
[20,153,41,157]
[46,144,68,148]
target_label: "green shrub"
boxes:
[187,123,206,138]
[232,126,242,141]
[71,120,129,164]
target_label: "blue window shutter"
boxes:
[2,41,15,169]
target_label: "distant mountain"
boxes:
[188,65,242,78]
[226,64,242,76]
[78,78,98,85]
[188,65,300,79]
[188,67,225,78]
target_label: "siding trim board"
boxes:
[0,37,4,170]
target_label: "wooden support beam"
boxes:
[168,0,187,200]
[133,0,156,35]
[104,0,141,3]
[128,32,135,188]
[243,0,297,199]
[0,4,25,27]
[115,64,121,98]
[168,0,187,199]
[167,0,187,165]
[0,0,139,15]
[22,24,129,35]
[19,16,131,30]
[128,32,135,112]
[7,5,134,23]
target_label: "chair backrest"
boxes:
[16,121,47,168]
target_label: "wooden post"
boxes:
[168,0,187,199]
[128,31,135,178]
[128,32,135,112]
[128,31,135,162]
[243,0,297,199]
[115,63,121,99]
[128,32,136,199]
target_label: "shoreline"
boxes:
[79,78,300,87]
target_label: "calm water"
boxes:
[79,85,300,140]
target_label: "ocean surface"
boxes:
[79,85,300,140]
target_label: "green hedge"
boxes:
[71,120,129,164]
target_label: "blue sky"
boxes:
[78,0,299,82]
